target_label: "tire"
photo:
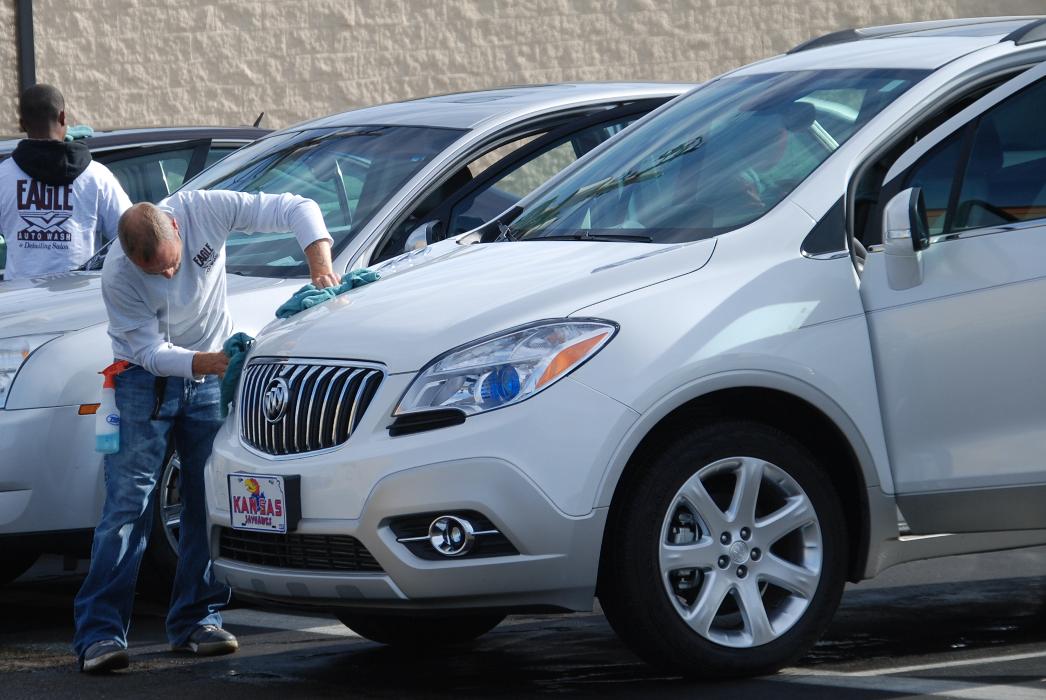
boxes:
[599,421,847,679]
[0,550,40,586]
[140,451,182,600]
[335,611,505,647]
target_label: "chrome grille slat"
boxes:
[293,367,320,453]
[316,367,346,449]
[264,364,280,452]
[330,369,362,444]
[306,367,337,452]
[239,359,383,457]
[347,371,377,437]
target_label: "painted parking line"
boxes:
[774,673,1046,699]
[839,647,1046,677]
[779,646,1046,678]
[776,647,1046,699]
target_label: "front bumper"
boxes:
[206,375,637,611]
[0,405,104,537]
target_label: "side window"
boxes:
[201,146,239,172]
[953,79,1046,231]
[446,118,638,237]
[370,131,550,263]
[105,147,197,203]
[448,141,576,236]
[902,133,964,235]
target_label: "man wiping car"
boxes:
[73,190,339,673]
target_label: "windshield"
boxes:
[180,125,465,277]
[513,69,927,243]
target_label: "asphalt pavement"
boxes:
[3,548,1046,698]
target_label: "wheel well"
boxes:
[602,387,869,583]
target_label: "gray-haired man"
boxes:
[73,189,339,673]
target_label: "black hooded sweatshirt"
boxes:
[1,138,128,280]
[11,138,92,185]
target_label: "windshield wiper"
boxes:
[494,222,517,242]
[533,233,654,243]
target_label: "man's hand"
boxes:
[304,239,339,289]
[192,351,230,377]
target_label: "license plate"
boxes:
[228,473,301,533]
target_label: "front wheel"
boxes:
[599,421,847,678]
[336,611,505,647]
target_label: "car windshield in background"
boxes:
[181,125,465,277]
[513,69,928,244]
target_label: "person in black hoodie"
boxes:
[0,84,130,281]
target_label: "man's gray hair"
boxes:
[118,203,176,263]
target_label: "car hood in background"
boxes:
[250,239,716,373]
[0,273,287,338]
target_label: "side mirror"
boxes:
[404,220,441,254]
[881,187,929,290]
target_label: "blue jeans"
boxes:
[73,366,231,657]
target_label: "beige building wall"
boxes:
[2,1,1044,133]
[0,0,18,134]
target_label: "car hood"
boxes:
[251,238,716,373]
[0,272,285,338]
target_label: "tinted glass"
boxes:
[903,133,963,235]
[512,69,926,243]
[104,147,196,203]
[953,79,1046,231]
[183,126,464,277]
[448,118,638,237]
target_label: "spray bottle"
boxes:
[96,361,130,453]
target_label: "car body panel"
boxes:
[252,237,715,374]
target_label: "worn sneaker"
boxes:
[171,624,239,656]
[80,640,129,674]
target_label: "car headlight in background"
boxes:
[0,334,59,408]
[395,320,617,417]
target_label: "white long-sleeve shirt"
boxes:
[101,190,332,378]
[0,158,130,280]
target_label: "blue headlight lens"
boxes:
[479,366,521,406]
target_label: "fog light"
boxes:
[428,515,475,557]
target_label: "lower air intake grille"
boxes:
[218,528,383,572]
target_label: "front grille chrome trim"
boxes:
[238,357,385,459]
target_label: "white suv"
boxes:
[205,17,1046,676]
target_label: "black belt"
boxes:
[151,376,168,420]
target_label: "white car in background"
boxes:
[205,17,1046,676]
[0,83,691,591]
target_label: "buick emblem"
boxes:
[263,377,290,423]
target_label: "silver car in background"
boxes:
[0,83,691,592]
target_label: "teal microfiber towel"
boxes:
[274,269,380,320]
[221,332,255,418]
[65,125,95,141]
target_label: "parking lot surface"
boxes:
[3,548,1046,699]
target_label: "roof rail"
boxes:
[1004,17,1046,45]
[787,28,861,54]
[789,17,1046,54]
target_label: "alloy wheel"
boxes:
[159,453,183,555]
[659,456,822,648]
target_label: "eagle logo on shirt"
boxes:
[192,243,218,270]
[16,211,73,242]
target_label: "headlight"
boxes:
[0,334,59,408]
[395,320,617,417]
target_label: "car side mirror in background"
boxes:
[881,187,929,290]
[404,220,441,254]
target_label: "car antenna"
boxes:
[252,112,265,128]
